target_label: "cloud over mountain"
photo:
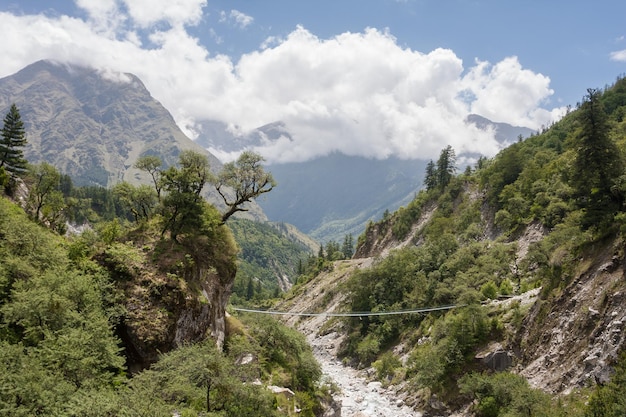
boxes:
[0,1,565,163]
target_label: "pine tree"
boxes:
[572,88,624,229]
[424,160,438,191]
[0,104,28,176]
[342,233,354,258]
[436,145,456,189]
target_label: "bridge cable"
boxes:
[231,304,462,317]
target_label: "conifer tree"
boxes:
[0,104,28,176]
[424,160,437,191]
[342,233,354,258]
[436,145,456,190]
[572,88,624,229]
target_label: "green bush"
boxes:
[373,351,401,381]
[481,281,499,300]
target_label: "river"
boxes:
[305,328,423,417]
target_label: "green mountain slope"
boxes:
[0,189,324,416]
[277,77,626,415]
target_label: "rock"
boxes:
[475,343,513,371]
[235,353,255,366]
[268,385,295,398]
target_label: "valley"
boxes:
[1,58,626,416]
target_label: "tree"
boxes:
[159,150,211,240]
[424,159,438,191]
[26,162,62,221]
[214,151,276,223]
[135,155,163,200]
[571,88,624,229]
[112,182,157,222]
[342,233,354,258]
[436,145,456,190]
[0,104,28,176]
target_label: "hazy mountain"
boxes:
[466,113,535,146]
[260,153,425,243]
[195,115,534,243]
[0,60,223,187]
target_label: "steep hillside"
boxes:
[0,60,266,220]
[0,193,325,415]
[0,60,218,186]
[276,78,626,416]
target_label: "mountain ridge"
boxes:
[194,113,534,243]
[0,59,267,220]
[0,60,222,186]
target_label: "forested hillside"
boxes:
[279,78,626,416]
[0,115,324,415]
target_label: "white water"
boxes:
[308,330,422,417]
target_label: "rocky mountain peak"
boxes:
[0,60,220,187]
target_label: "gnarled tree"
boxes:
[213,151,275,223]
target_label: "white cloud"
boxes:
[122,0,206,28]
[610,49,626,62]
[220,9,254,29]
[0,7,563,164]
[229,10,253,28]
[461,57,562,129]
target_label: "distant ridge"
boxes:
[0,60,221,187]
[192,115,535,243]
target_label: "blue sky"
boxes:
[1,0,625,162]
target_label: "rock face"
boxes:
[475,343,514,372]
[0,60,220,186]
[102,231,238,370]
[515,241,626,394]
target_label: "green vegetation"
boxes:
[586,352,626,417]
[214,150,276,223]
[0,104,28,192]
[229,219,314,302]
[339,77,626,414]
[0,127,324,415]
[4,76,626,415]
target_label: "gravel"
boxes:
[308,330,423,417]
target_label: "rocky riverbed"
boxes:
[308,329,422,417]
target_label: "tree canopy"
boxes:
[571,88,624,229]
[214,151,276,223]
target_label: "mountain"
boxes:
[260,153,425,243]
[466,113,535,146]
[0,60,268,220]
[274,77,626,415]
[0,60,221,186]
[195,115,535,243]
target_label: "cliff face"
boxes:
[101,227,238,370]
[515,239,626,394]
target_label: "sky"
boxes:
[1,0,625,163]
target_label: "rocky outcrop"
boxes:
[102,230,238,371]
[354,203,436,259]
[475,343,514,372]
[514,241,626,394]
